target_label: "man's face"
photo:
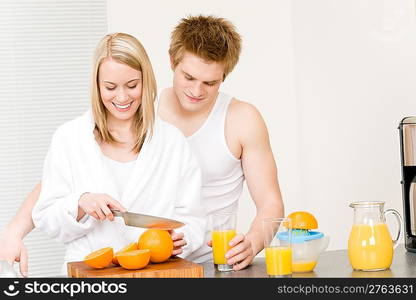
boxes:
[172,52,224,113]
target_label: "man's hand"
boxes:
[0,234,28,277]
[207,233,254,271]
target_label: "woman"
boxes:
[31,33,205,275]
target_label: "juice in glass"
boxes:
[263,218,292,277]
[348,223,393,271]
[212,229,237,265]
[265,246,292,276]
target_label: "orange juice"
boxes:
[212,229,236,264]
[292,261,317,272]
[348,223,393,270]
[265,246,292,276]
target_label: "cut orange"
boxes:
[83,247,113,269]
[138,229,173,263]
[287,211,318,229]
[112,242,138,265]
[116,249,150,270]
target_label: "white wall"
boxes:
[292,0,416,249]
[108,0,416,251]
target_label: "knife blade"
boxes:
[110,209,185,230]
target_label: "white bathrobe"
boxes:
[32,110,206,274]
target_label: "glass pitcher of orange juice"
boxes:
[348,201,402,271]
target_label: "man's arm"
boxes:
[225,100,284,269]
[4,182,40,238]
[239,102,284,254]
[0,182,41,276]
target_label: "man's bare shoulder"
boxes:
[227,98,269,143]
[228,98,266,128]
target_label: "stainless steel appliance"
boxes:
[398,117,416,252]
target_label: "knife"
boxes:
[110,209,185,230]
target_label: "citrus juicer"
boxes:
[278,211,329,272]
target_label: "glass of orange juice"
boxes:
[262,218,292,277]
[211,212,237,272]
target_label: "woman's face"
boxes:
[98,58,142,123]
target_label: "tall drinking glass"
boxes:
[211,212,237,272]
[263,217,292,277]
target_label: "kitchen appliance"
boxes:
[278,230,329,272]
[398,117,416,252]
[110,209,184,230]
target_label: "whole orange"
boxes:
[138,229,173,263]
[83,247,113,269]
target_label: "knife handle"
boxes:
[110,209,123,217]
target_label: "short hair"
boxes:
[169,15,242,80]
[91,33,157,153]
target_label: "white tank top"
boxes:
[186,92,244,216]
[158,90,245,263]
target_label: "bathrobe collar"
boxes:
[78,109,155,210]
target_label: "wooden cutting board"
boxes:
[67,257,204,278]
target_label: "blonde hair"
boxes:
[169,15,242,80]
[91,33,157,153]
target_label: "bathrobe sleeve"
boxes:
[172,145,207,258]
[32,124,97,243]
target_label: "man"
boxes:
[0,15,284,276]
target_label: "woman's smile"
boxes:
[112,100,134,112]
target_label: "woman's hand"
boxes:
[207,233,254,271]
[78,193,126,221]
[169,230,187,256]
[0,233,28,277]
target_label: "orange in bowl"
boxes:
[287,211,318,230]
[116,249,151,270]
[138,229,173,263]
[112,242,138,265]
[83,247,113,269]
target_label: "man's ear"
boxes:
[169,54,175,71]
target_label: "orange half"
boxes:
[116,249,151,270]
[112,242,138,265]
[287,211,318,229]
[83,247,113,269]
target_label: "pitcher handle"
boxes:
[384,209,403,249]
